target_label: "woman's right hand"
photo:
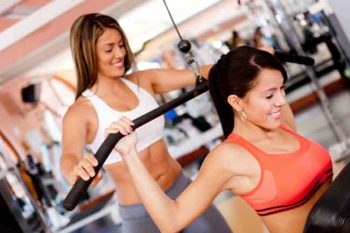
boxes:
[68,154,103,186]
[115,132,138,157]
[105,116,138,159]
[105,116,135,136]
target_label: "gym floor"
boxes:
[72,71,350,233]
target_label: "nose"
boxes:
[275,90,287,106]
[114,47,125,59]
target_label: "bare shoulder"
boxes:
[210,141,251,159]
[203,141,252,172]
[126,69,160,93]
[63,97,95,124]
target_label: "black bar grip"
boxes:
[275,51,315,66]
[63,81,209,211]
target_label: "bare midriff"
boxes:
[260,180,332,233]
[104,139,182,205]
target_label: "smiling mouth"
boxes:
[112,61,124,69]
[270,111,281,119]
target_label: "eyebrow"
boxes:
[102,38,124,47]
[261,85,285,94]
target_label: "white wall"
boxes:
[328,0,350,41]
[325,0,350,60]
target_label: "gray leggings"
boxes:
[119,173,232,233]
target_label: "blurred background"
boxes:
[1,0,350,232]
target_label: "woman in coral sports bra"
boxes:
[113,46,334,233]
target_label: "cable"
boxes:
[162,0,203,82]
[162,0,183,41]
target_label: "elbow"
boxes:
[147,202,186,232]
[159,225,181,233]
[158,218,184,233]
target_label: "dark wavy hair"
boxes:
[70,13,134,99]
[209,46,288,138]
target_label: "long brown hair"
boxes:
[70,13,134,99]
[209,46,288,138]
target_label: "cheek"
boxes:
[246,99,272,119]
[97,58,106,71]
[98,54,113,68]
[99,53,111,63]
[97,58,112,75]
[97,53,105,65]
[121,48,127,61]
[122,47,127,55]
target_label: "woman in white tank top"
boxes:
[60,13,231,233]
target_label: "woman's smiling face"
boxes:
[96,28,126,79]
[242,68,287,129]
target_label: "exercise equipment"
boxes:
[63,1,316,211]
[304,162,350,233]
[265,0,350,161]
[63,81,208,210]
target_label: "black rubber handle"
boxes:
[63,81,209,210]
[275,51,315,66]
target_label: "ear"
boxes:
[227,94,244,111]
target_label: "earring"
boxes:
[239,110,247,121]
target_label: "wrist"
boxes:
[123,148,138,161]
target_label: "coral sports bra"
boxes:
[226,125,333,216]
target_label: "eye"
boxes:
[105,48,112,53]
[118,43,125,48]
[266,94,274,99]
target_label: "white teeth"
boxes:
[112,62,123,68]
[271,112,280,118]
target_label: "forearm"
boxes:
[200,64,213,79]
[60,154,79,183]
[124,150,185,232]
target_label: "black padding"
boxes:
[21,83,40,104]
[304,161,350,233]
[275,51,315,66]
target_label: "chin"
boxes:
[259,120,281,130]
[270,120,282,129]
[109,69,125,77]
[110,65,125,74]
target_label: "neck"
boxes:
[233,118,279,142]
[91,75,124,96]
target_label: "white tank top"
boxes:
[82,78,165,164]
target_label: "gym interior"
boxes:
[0,0,350,232]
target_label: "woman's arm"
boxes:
[132,47,275,95]
[134,65,212,94]
[60,104,102,186]
[116,134,233,233]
